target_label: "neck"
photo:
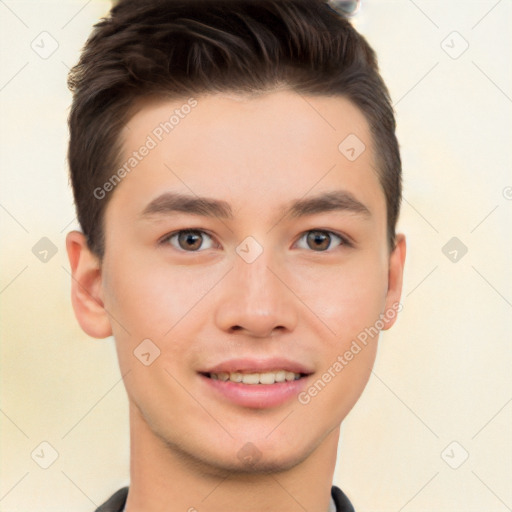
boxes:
[124,405,340,512]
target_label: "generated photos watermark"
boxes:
[298,301,403,405]
[93,98,198,200]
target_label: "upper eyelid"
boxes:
[296,230,350,248]
[160,229,218,248]
[160,228,213,241]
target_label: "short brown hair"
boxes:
[67,0,401,258]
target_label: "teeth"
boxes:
[285,371,296,381]
[259,372,275,385]
[275,370,286,383]
[208,370,302,384]
[229,372,243,383]
[242,373,260,385]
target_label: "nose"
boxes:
[214,248,299,338]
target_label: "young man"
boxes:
[65,1,406,510]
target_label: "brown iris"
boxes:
[306,230,332,251]
[177,230,203,251]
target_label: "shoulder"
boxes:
[331,485,356,512]
[94,487,128,512]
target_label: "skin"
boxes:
[66,89,406,512]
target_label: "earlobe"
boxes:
[65,230,113,339]
[382,233,406,331]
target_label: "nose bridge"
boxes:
[239,250,274,300]
[214,241,298,337]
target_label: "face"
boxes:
[69,90,405,474]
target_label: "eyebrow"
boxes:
[141,193,233,219]
[140,190,371,221]
[286,190,371,219]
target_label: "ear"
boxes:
[381,233,406,330]
[65,230,112,339]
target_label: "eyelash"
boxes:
[159,228,352,252]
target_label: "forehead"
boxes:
[108,90,385,225]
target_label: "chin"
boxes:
[209,449,310,476]
[160,431,313,477]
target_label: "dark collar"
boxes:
[95,485,355,512]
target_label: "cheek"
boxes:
[103,252,225,339]
[294,256,386,421]
[101,255,234,391]
[101,259,207,408]
[291,252,388,343]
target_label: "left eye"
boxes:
[295,230,346,252]
[162,230,216,252]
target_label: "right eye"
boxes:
[160,229,219,252]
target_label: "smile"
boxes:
[199,371,310,409]
[206,370,303,385]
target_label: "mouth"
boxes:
[198,360,313,409]
[200,370,307,385]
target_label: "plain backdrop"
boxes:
[1,1,511,510]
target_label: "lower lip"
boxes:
[199,374,310,409]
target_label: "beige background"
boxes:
[1,1,511,510]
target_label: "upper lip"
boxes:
[200,357,313,375]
